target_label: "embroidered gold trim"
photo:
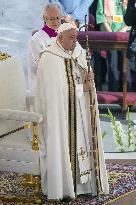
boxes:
[80,168,91,177]
[45,41,86,72]
[45,50,64,59]
[79,147,86,161]
[56,40,83,60]
[103,189,136,205]
[0,52,11,61]
[65,58,77,194]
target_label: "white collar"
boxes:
[45,39,83,61]
[56,40,74,55]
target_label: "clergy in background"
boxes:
[35,23,109,200]
[28,3,62,94]
[49,0,93,26]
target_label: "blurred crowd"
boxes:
[47,0,136,92]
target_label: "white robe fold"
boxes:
[28,30,55,94]
[35,40,109,200]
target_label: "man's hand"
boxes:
[103,22,112,32]
[63,15,77,27]
[119,25,130,32]
[83,71,94,92]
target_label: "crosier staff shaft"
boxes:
[85,14,102,195]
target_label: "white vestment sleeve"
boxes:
[28,37,42,93]
[28,38,42,74]
[28,31,52,94]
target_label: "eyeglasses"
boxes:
[46,16,61,22]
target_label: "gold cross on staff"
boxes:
[79,147,86,161]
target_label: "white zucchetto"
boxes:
[57,22,77,34]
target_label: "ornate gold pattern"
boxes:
[46,41,86,72]
[80,168,91,177]
[65,58,77,194]
[0,195,42,204]
[79,147,86,161]
[32,122,39,151]
[108,170,133,184]
[25,173,34,185]
[103,189,136,205]
[0,174,42,204]
[0,52,11,61]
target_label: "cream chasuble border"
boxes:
[64,58,77,195]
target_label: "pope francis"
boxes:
[35,22,109,200]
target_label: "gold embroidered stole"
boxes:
[65,58,77,194]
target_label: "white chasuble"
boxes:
[35,40,109,200]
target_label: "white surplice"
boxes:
[28,30,55,94]
[35,40,109,200]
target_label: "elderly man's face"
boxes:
[59,28,77,51]
[44,7,61,30]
